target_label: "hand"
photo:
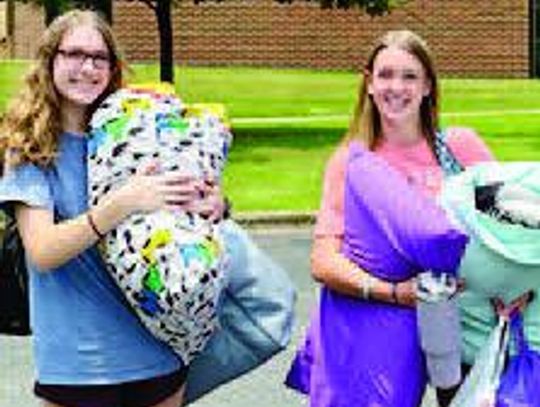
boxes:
[183,179,227,222]
[115,163,200,214]
[456,278,466,294]
[395,278,418,307]
[491,291,535,319]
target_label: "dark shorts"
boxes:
[34,367,188,407]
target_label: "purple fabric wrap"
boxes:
[286,142,468,407]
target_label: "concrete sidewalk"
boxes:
[0,224,439,407]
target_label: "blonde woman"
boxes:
[286,30,494,407]
[0,10,222,407]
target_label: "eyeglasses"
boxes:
[56,48,111,70]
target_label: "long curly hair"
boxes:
[0,10,123,169]
[346,30,439,152]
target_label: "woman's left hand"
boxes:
[491,291,535,319]
[184,178,227,222]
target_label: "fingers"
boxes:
[161,174,219,198]
[181,195,225,221]
[403,287,417,307]
[456,278,467,293]
[159,183,199,207]
[128,168,223,214]
[162,172,198,186]
[510,291,534,313]
[168,177,223,217]
[490,292,532,319]
[137,161,161,176]
[395,280,417,308]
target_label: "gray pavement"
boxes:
[1,226,437,406]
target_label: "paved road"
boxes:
[0,226,437,406]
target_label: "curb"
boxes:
[0,212,317,234]
[233,211,316,227]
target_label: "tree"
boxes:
[20,0,67,25]
[17,0,407,83]
[134,0,408,84]
[21,0,165,79]
[278,0,408,16]
[19,0,172,82]
[135,1,175,83]
[17,0,111,25]
[6,0,15,43]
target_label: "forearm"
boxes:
[29,214,101,270]
[311,237,393,301]
[18,167,207,271]
[17,188,131,271]
[87,186,132,239]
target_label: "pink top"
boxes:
[314,128,495,238]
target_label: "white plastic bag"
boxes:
[450,317,509,407]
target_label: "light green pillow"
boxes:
[439,162,540,363]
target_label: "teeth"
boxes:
[384,95,408,111]
[67,78,100,86]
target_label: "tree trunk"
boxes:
[6,0,15,58]
[155,0,174,83]
[92,0,113,23]
[43,0,62,26]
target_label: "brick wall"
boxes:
[0,2,6,40]
[0,2,6,58]
[9,0,531,77]
[11,2,45,60]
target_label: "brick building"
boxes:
[5,0,539,77]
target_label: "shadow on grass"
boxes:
[232,125,540,162]
[232,126,345,147]
[229,126,346,164]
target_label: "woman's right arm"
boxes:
[311,233,417,307]
[311,146,416,307]
[16,168,198,271]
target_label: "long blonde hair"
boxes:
[0,10,123,169]
[347,30,439,151]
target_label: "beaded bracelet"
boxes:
[87,212,105,240]
[360,274,374,300]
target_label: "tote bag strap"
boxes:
[510,312,529,354]
[434,130,465,176]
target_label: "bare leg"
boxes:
[149,383,185,407]
[42,402,66,407]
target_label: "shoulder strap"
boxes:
[434,131,465,176]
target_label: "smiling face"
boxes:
[52,24,112,110]
[367,46,431,131]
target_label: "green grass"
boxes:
[1,61,539,211]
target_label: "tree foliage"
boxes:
[128,0,407,82]
[16,0,408,83]
[17,0,111,24]
[279,0,408,17]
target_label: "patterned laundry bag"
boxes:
[87,86,232,365]
[439,162,540,364]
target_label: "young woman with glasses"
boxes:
[0,10,224,407]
